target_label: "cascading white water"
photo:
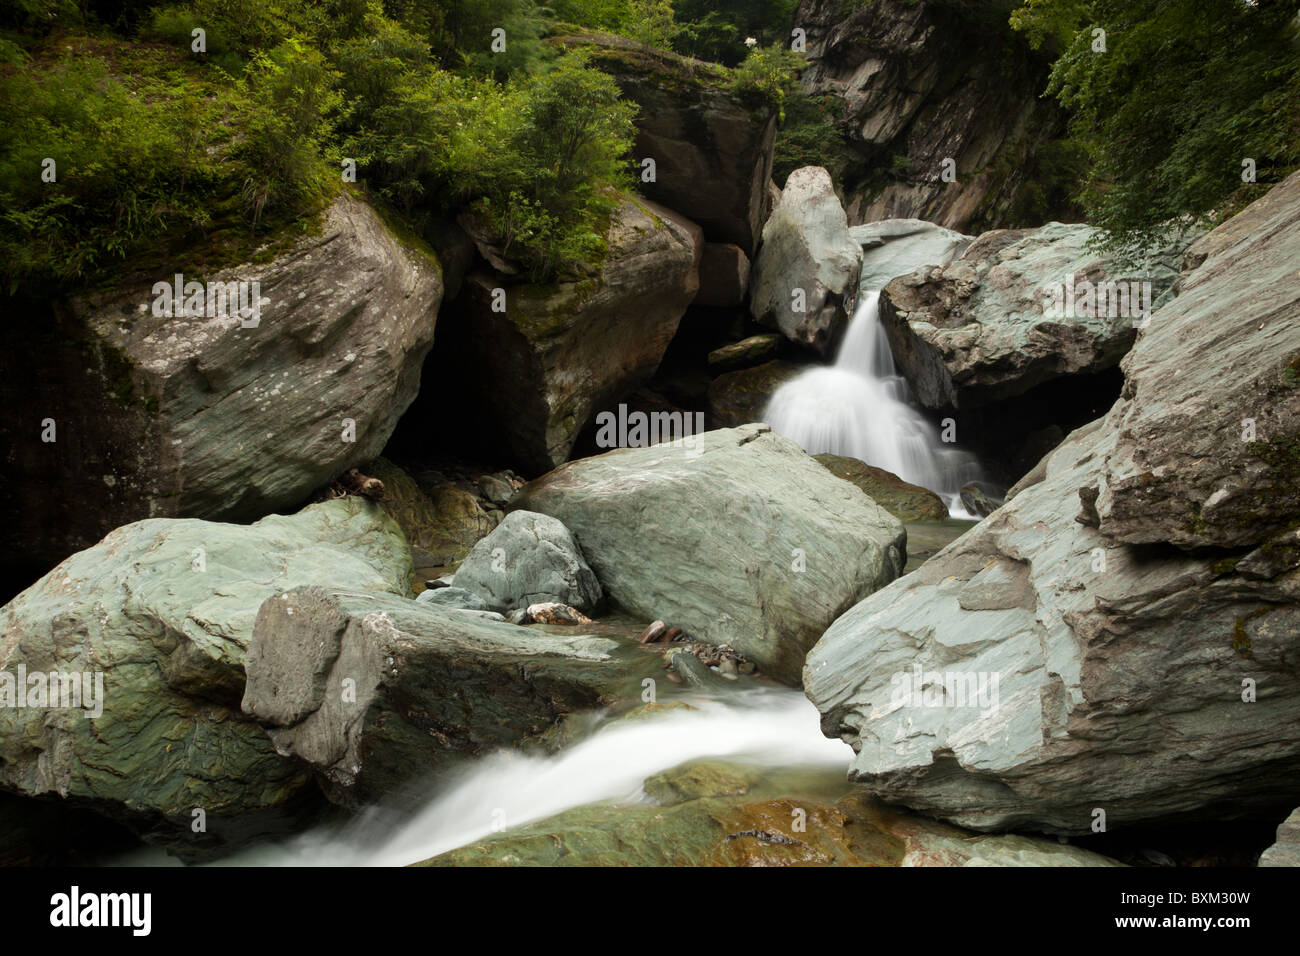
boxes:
[204,688,851,867]
[764,291,982,514]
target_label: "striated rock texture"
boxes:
[794,0,1069,231]
[804,173,1300,834]
[0,498,411,854]
[1095,172,1300,550]
[366,458,494,583]
[850,219,971,293]
[452,510,602,614]
[441,197,700,474]
[558,32,776,253]
[0,193,441,581]
[750,166,863,355]
[512,424,906,685]
[242,587,640,806]
[879,222,1187,410]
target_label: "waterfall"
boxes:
[764,291,982,515]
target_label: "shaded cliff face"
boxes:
[556,31,778,255]
[794,0,1074,231]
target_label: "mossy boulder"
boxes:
[416,787,1122,867]
[0,193,442,581]
[815,453,947,522]
[707,359,807,428]
[0,498,411,856]
[438,196,700,473]
[367,458,494,585]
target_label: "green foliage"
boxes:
[773,90,856,186]
[332,17,637,279]
[670,0,798,66]
[0,44,230,291]
[234,37,339,228]
[462,52,636,279]
[1011,0,1300,256]
[0,1,642,289]
[728,42,802,120]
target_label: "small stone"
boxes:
[637,620,669,644]
[526,602,594,626]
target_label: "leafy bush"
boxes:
[0,48,227,291]
[1011,0,1300,255]
[773,90,857,185]
[729,42,803,120]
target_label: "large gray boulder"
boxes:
[241,586,641,805]
[1,193,442,579]
[0,498,411,854]
[750,167,863,356]
[442,196,701,473]
[452,510,602,614]
[850,219,971,293]
[512,424,906,685]
[804,173,1300,834]
[1095,171,1300,550]
[878,222,1188,410]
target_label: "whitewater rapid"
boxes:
[205,687,851,867]
[764,291,982,514]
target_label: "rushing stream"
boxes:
[764,291,983,514]
[164,686,854,867]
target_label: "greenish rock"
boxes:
[708,359,807,428]
[850,219,972,294]
[1096,169,1300,550]
[242,587,656,807]
[368,458,494,585]
[642,760,757,805]
[878,221,1190,410]
[665,648,733,691]
[707,334,783,372]
[415,789,1123,867]
[447,196,701,472]
[512,424,906,685]
[452,510,602,614]
[414,586,490,611]
[0,498,411,855]
[3,194,442,579]
[814,453,947,522]
[805,178,1300,835]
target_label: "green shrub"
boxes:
[0,49,226,291]
[729,43,803,121]
[1012,0,1300,256]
